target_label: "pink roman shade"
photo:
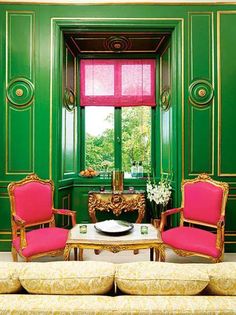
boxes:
[80,59,156,107]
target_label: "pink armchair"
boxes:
[160,174,229,263]
[8,173,76,262]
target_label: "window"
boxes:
[80,59,156,177]
[122,107,151,173]
[85,106,114,170]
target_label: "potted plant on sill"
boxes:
[146,173,172,228]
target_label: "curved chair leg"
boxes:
[79,249,84,261]
[159,245,166,262]
[74,247,77,260]
[11,246,18,262]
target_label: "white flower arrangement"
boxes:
[146,173,172,218]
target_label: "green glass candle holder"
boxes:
[79,224,87,234]
[140,225,148,235]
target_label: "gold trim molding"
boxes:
[217,11,236,177]
[1,0,236,5]
[50,16,184,180]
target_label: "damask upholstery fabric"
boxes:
[206,262,236,295]
[115,262,209,295]
[0,262,23,293]
[0,295,236,314]
[20,261,115,295]
[114,296,236,314]
[0,295,115,315]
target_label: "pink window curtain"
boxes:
[80,59,156,107]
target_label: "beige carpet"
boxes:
[1,249,236,263]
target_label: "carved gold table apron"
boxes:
[88,190,146,223]
[64,223,164,262]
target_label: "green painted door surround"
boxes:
[0,3,236,251]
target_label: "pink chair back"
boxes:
[183,181,223,226]
[12,181,53,225]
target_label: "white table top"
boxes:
[68,223,161,244]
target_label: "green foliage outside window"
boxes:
[85,106,151,175]
[122,107,151,173]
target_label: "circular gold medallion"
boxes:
[198,89,206,97]
[15,88,23,97]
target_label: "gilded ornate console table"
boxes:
[88,190,146,223]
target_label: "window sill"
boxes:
[73,176,148,187]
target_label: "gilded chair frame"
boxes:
[160,173,229,263]
[8,173,76,262]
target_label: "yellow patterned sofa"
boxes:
[1,261,236,314]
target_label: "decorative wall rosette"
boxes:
[104,36,131,52]
[64,88,76,111]
[159,88,171,111]
[189,80,214,106]
[7,78,34,106]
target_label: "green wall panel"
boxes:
[0,195,11,251]
[189,13,213,81]
[62,110,77,175]
[188,106,213,174]
[57,187,74,227]
[160,46,172,174]
[62,47,77,177]
[72,186,92,223]
[187,12,214,176]
[0,196,10,230]
[5,11,35,176]
[7,12,34,80]
[224,190,236,252]
[218,12,236,176]
[7,106,33,173]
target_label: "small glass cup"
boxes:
[79,224,87,234]
[140,225,148,235]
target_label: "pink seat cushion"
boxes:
[161,226,221,258]
[13,227,69,258]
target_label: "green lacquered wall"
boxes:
[0,3,236,251]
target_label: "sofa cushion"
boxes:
[0,295,115,314]
[207,262,236,295]
[0,295,236,314]
[0,262,23,293]
[114,296,236,314]
[19,261,115,295]
[115,262,209,295]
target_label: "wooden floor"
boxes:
[1,249,236,263]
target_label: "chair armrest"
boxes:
[217,215,225,228]
[12,214,27,249]
[12,214,25,226]
[160,208,183,232]
[216,215,225,250]
[163,208,183,217]
[52,209,76,227]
